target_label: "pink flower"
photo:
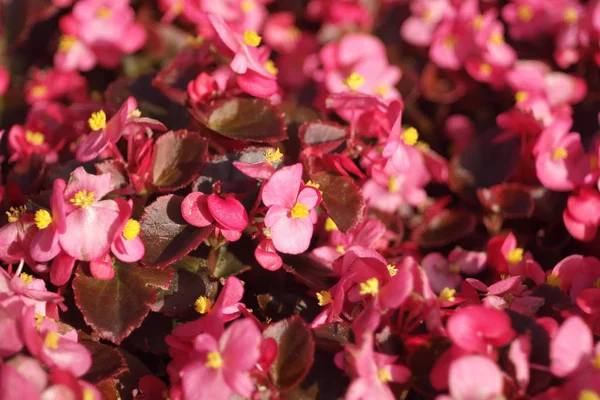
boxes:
[262,164,322,254]
[502,0,549,41]
[110,200,144,263]
[550,316,599,377]
[345,333,411,400]
[254,238,282,271]
[187,73,218,104]
[446,305,515,355]
[563,189,600,242]
[180,319,261,400]
[421,253,462,294]
[59,167,126,261]
[30,179,67,263]
[76,97,138,162]
[401,0,454,47]
[436,355,504,400]
[24,68,88,104]
[0,207,36,266]
[181,192,248,242]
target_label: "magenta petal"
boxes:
[30,226,60,263]
[50,252,76,286]
[59,204,121,261]
[296,187,321,209]
[64,167,114,201]
[207,195,248,231]
[90,255,115,280]
[219,228,242,242]
[111,236,144,263]
[181,192,214,227]
[181,363,231,400]
[221,319,261,371]
[270,215,314,255]
[76,130,109,162]
[236,70,279,99]
[255,239,282,271]
[262,163,303,208]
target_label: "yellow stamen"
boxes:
[265,60,278,76]
[324,217,338,232]
[194,296,212,314]
[503,292,515,305]
[515,90,528,103]
[517,5,534,22]
[422,9,433,21]
[264,148,283,163]
[83,388,95,400]
[479,63,492,76]
[172,0,184,14]
[316,290,332,306]
[593,354,600,369]
[473,15,484,30]
[88,110,107,131]
[579,390,600,400]
[564,7,578,24]
[70,190,96,209]
[378,368,392,383]
[590,156,598,170]
[122,219,140,240]
[359,278,379,296]
[205,351,223,369]
[96,6,112,19]
[241,0,256,12]
[402,127,419,146]
[291,203,309,219]
[20,273,34,285]
[34,313,44,330]
[187,35,205,47]
[546,273,562,288]
[58,35,77,52]
[305,181,320,189]
[449,263,460,274]
[335,245,345,254]
[30,85,48,98]
[443,35,456,48]
[552,147,568,161]
[387,264,398,277]
[243,30,262,47]
[344,72,365,91]
[6,206,26,223]
[129,109,142,118]
[34,209,52,230]
[416,141,430,152]
[375,85,389,96]
[489,32,504,44]
[25,131,45,146]
[439,287,456,302]
[262,227,272,239]
[44,332,60,349]
[387,176,399,193]
[288,27,301,39]
[507,248,524,264]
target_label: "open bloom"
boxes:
[59,167,126,261]
[262,164,322,254]
[180,319,261,400]
[30,179,67,263]
[436,355,504,400]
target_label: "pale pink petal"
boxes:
[296,187,321,209]
[448,355,503,400]
[262,163,302,208]
[30,226,61,263]
[111,236,144,263]
[264,205,289,228]
[221,319,261,371]
[64,167,114,202]
[550,316,593,377]
[270,215,314,254]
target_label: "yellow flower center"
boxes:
[288,26,301,39]
[58,35,77,52]
[291,203,309,219]
[305,181,320,190]
[172,0,184,14]
[489,32,504,44]
[593,278,600,288]
[241,0,256,13]
[324,217,338,231]
[517,5,534,22]
[25,130,45,146]
[387,176,399,193]
[122,219,140,240]
[590,156,598,170]
[439,287,456,302]
[375,85,389,96]
[546,273,562,288]
[30,85,48,98]
[593,354,600,369]
[335,245,346,254]
[507,248,524,264]
[479,63,492,76]
[402,127,419,146]
[88,110,107,131]
[579,390,600,400]
[206,351,223,369]
[34,209,52,230]
[503,292,515,305]
[34,313,44,330]
[96,6,112,19]
[264,148,283,163]
[443,35,456,48]
[387,264,398,277]
[449,263,460,274]
[187,35,205,47]
[515,90,529,103]
[564,7,578,24]
[20,273,34,285]
[359,278,379,296]
[316,290,332,306]
[83,388,95,400]
[70,190,96,209]
[473,15,484,30]
[44,331,60,349]
[344,72,365,91]
[6,206,26,223]
[378,368,392,383]
[552,147,569,161]
[194,296,212,314]
[243,30,262,47]
[128,109,142,118]
[265,60,278,76]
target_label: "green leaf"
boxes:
[206,98,287,142]
[263,316,315,392]
[140,195,213,268]
[73,261,173,344]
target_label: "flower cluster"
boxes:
[0,0,600,399]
